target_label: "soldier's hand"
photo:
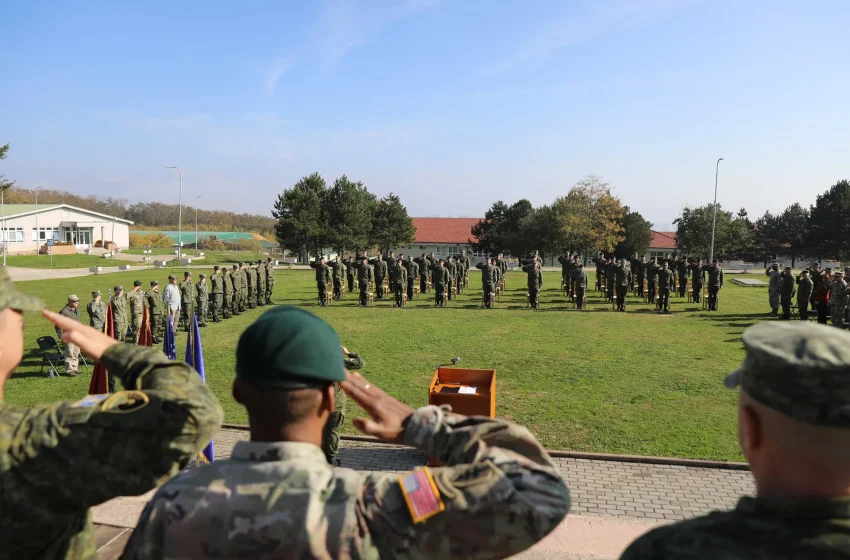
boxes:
[42,310,118,360]
[340,371,414,444]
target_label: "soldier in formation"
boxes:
[405,255,419,301]
[230,264,242,316]
[622,322,850,559]
[265,257,276,304]
[146,280,165,341]
[765,262,782,314]
[245,261,257,309]
[56,294,82,377]
[431,260,449,306]
[657,261,675,313]
[195,273,209,327]
[163,274,181,326]
[522,258,543,309]
[779,266,796,320]
[221,267,233,319]
[86,290,106,333]
[256,259,267,307]
[127,280,145,343]
[322,346,364,466]
[645,257,658,304]
[121,305,570,559]
[355,256,373,306]
[179,271,195,331]
[796,268,814,321]
[310,257,332,306]
[704,260,724,311]
[614,260,631,312]
[476,257,497,308]
[370,255,388,299]
[445,256,457,301]
[690,258,704,303]
[573,263,588,310]
[328,256,344,300]
[829,271,846,327]
[414,253,430,294]
[676,256,689,298]
[393,258,407,307]
[210,266,224,321]
[110,285,128,343]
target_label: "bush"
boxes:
[224,239,262,252]
[199,237,226,251]
[129,232,174,249]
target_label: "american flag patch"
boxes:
[399,468,445,524]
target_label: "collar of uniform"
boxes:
[735,495,850,520]
[230,440,327,463]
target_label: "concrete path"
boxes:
[92,428,754,559]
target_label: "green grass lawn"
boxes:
[6,269,774,461]
[123,249,266,266]
[4,254,116,269]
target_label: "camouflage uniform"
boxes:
[321,352,364,464]
[195,277,209,326]
[572,266,588,310]
[145,284,165,341]
[256,262,267,307]
[1,344,223,560]
[229,266,242,316]
[245,265,256,309]
[222,270,233,319]
[310,261,333,305]
[829,273,847,326]
[622,322,850,559]
[406,258,419,301]
[127,288,145,343]
[522,260,543,309]
[210,270,224,322]
[110,290,128,342]
[265,259,275,304]
[179,276,195,331]
[766,265,782,314]
[121,405,570,559]
[431,264,449,306]
[394,263,408,307]
[370,257,388,299]
[796,272,814,321]
[86,298,106,333]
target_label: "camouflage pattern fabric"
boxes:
[86,300,106,332]
[110,295,128,341]
[0,344,223,560]
[121,405,570,560]
[321,352,364,463]
[620,496,850,559]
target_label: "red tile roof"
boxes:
[650,231,677,250]
[412,217,482,244]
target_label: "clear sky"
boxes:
[2,0,848,229]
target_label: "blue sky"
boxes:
[2,0,848,228]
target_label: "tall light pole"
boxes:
[194,195,202,250]
[166,166,183,259]
[709,157,724,264]
[1,184,5,266]
[35,186,45,256]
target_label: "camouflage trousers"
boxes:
[151,313,164,339]
[113,320,128,342]
[830,304,845,326]
[266,279,274,303]
[130,314,143,343]
[181,303,194,331]
[211,293,223,320]
[196,299,209,324]
[256,287,266,307]
[247,287,255,308]
[769,289,780,312]
[321,384,346,464]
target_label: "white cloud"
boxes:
[265,57,294,96]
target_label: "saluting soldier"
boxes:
[328,257,345,300]
[228,265,241,317]
[593,251,606,291]
[572,263,588,310]
[690,258,705,303]
[394,258,408,307]
[146,280,165,342]
[704,260,724,311]
[634,255,646,297]
[614,260,630,311]
[354,257,373,306]
[265,257,276,304]
[221,267,233,320]
[796,269,814,321]
[196,273,209,327]
[127,281,145,343]
[86,290,106,333]
[415,253,429,294]
[110,285,128,343]
[256,260,267,307]
[676,256,690,298]
[766,262,782,315]
[309,257,333,306]
[322,346,364,466]
[646,257,660,304]
[121,306,570,560]
[657,262,675,313]
[445,256,457,301]
[476,257,497,309]
[522,259,543,309]
[431,260,449,306]
[245,262,256,309]
[780,266,796,320]
[0,269,223,560]
[343,256,355,294]
[370,255,389,300]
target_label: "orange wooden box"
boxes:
[428,367,496,466]
[428,367,496,417]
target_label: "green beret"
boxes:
[236,306,345,389]
[725,322,850,427]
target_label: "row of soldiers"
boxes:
[311,250,479,307]
[768,262,850,325]
[84,259,277,347]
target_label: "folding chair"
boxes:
[36,336,65,377]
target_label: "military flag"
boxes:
[184,313,214,462]
[163,316,177,360]
[138,306,153,347]
[88,303,113,395]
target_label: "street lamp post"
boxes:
[1,185,5,266]
[709,158,724,264]
[194,195,202,250]
[35,186,45,256]
[166,166,183,259]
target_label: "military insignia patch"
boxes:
[71,394,109,408]
[399,467,445,524]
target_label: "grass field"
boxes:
[4,254,115,269]
[6,269,773,461]
[123,249,267,266]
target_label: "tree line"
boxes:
[471,174,653,263]
[272,172,416,262]
[0,142,276,237]
[675,179,850,266]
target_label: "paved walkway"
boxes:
[93,428,754,559]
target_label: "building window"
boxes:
[63,227,93,245]
[1,228,24,243]
[32,228,59,241]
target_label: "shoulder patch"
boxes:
[399,467,445,524]
[100,390,150,413]
[71,394,109,408]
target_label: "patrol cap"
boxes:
[92,290,101,297]
[133,280,142,287]
[0,267,43,312]
[835,271,844,278]
[184,271,191,278]
[68,294,80,302]
[113,285,123,292]
[200,273,206,279]
[214,266,220,271]
[150,280,159,287]
[236,305,345,389]
[724,322,850,427]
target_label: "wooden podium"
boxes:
[428,367,496,466]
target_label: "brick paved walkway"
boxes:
[215,428,754,521]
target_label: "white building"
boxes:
[395,217,485,263]
[0,204,133,255]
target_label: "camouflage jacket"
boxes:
[145,289,165,316]
[121,406,569,560]
[179,280,195,304]
[127,289,145,318]
[620,496,850,559]
[0,344,222,560]
[405,260,419,281]
[110,295,128,324]
[86,300,106,330]
[572,270,588,288]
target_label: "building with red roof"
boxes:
[394,217,485,260]
[647,231,678,258]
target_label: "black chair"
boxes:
[36,336,65,377]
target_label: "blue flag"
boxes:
[163,315,177,360]
[184,313,215,463]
